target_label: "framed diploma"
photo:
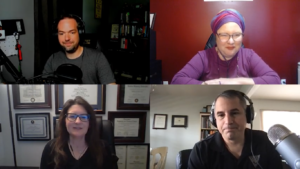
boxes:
[12,85,52,109]
[117,85,150,110]
[171,115,188,127]
[108,111,147,143]
[15,113,51,141]
[115,143,150,169]
[53,115,102,138]
[153,114,167,129]
[55,85,106,114]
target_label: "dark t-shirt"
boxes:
[43,47,115,84]
[188,129,284,169]
[40,139,113,169]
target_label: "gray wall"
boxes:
[0,85,150,167]
[0,0,34,83]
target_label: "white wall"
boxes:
[150,94,216,169]
[0,84,150,167]
[150,93,300,169]
[0,0,34,82]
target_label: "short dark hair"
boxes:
[215,90,247,110]
[53,13,84,35]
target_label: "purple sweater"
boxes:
[171,48,281,84]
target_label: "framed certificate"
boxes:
[171,115,188,127]
[15,113,51,141]
[108,111,147,143]
[55,85,106,114]
[115,143,150,169]
[117,85,150,110]
[12,85,52,109]
[153,114,167,129]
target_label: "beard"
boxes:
[61,42,79,54]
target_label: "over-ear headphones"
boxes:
[209,90,254,128]
[52,14,85,37]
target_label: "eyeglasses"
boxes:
[65,113,90,122]
[216,33,243,42]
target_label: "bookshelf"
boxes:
[200,112,218,140]
[105,3,149,84]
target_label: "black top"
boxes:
[188,128,284,169]
[40,139,113,169]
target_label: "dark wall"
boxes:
[150,0,300,84]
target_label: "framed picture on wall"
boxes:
[117,85,150,110]
[153,114,168,129]
[108,111,147,143]
[95,0,103,18]
[15,113,51,141]
[115,143,150,169]
[55,85,106,114]
[171,115,188,127]
[12,85,52,109]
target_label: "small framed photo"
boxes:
[12,85,52,109]
[206,105,212,113]
[55,85,106,114]
[15,113,51,141]
[150,13,156,29]
[171,115,188,127]
[153,114,167,129]
[108,111,147,143]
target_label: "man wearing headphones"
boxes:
[188,90,283,169]
[43,14,116,84]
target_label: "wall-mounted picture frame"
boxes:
[206,105,212,113]
[53,115,102,138]
[15,113,51,141]
[171,115,188,127]
[150,13,156,29]
[12,85,52,109]
[108,111,147,143]
[117,85,150,110]
[115,143,150,169]
[55,85,106,114]
[95,0,103,18]
[153,114,168,129]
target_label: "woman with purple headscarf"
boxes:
[171,9,281,84]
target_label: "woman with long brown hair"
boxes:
[40,96,113,169]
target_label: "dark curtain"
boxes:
[34,0,58,76]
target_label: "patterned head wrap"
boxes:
[211,9,245,34]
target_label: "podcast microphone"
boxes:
[54,63,83,84]
[27,64,83,84]
[267,124,300,169]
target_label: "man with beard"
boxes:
[43,14,115,84]
[188,90,283,169]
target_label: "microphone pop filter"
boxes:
[55,63,83,83]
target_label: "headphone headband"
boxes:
[52,14,85,36]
